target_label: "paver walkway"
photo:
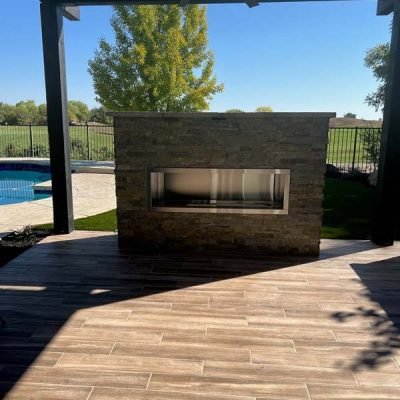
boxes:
[0,232,399,399]
[0,173,116,233]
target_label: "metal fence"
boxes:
[327,127,382,173]
[0,124,381,171]
[0,124,114,161]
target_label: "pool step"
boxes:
[32,179,52,195]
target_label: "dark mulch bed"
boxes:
[0,227,51,267]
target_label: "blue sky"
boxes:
[0,0,391,119]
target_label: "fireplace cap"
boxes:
[108,111,336,119]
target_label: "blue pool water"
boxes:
[0,170,52,206]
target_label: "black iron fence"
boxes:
[327,127,382,173]
[0,124,381,171]
[0,124,114,161]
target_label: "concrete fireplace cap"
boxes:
[108,111,336,119]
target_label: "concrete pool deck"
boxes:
[0,158,115,174]
[0,159,116,234]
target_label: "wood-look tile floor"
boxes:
[1,231,400,399]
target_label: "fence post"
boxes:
[86,122,90,160]
[29,124,34,157]
[351,127,358,173]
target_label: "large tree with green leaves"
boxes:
[364,43,390,112]
[88,5,223,112]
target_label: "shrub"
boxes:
[70,139,89,160]
[361,128,381,170]
[21,144,50,158]
[32,144,50,158]
[94,146,114,161]
[3,144,25,157]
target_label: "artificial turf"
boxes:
[39,178,381,239]
[38,209,117,232]
[321,178,374,239]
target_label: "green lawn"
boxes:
[321,178,374,239]
[39,209,117,232]
[74,209,117,231]
[327,128,380,166]
[39,178,377,240]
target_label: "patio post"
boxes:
[40,1,74,233]
[372,1,400,245]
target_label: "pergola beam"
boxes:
[372,2,400,245]
[377,0,394,16]
[63,6,81,20]
[53,0,349,6]
[41,1,75,233]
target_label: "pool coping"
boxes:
[0,159,115,198]
[0,172,116,235]
[0,158,115,175]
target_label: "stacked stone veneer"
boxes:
[112,112,334,255]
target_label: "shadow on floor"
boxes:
[330,256,400,372]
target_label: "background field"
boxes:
[327,127,381,172]
[0,125,114,160]
[0,124,381,169]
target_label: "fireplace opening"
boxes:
[149,168,290,214]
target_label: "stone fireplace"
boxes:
[112,112,334,255]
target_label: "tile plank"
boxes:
[89,387,253,400]
[83,317,207,334]
[149,374,309,399]
[0,383,92,400]
[204,360,358,385]
[0,365,149,389]
[57,353,204,376]
[33,326,163,343]
[308,384,400,399]
[112,342,251,362]
[162,332,295,349]
[207,325,336,341]
[355,371,400,387]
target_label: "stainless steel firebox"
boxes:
[149,168,290,214]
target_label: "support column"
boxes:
[40,1,74,233]
[372,3,400,245]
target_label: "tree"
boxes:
[88,5,223,112]
[361,128,381,170]
[68,100,90,123]
[37,104,48,125]
[15,100,40,124]
[364,43,390,112]
[225,109,244,113]
[0,100,92,125]
[89,106,112,125]
[256,106,273,112]
[0,102,18,125]
[343,112,357,119]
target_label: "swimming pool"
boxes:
[0,170,52,206]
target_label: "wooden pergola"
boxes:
[40,0,400,245]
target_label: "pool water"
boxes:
[0,170,52,206]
